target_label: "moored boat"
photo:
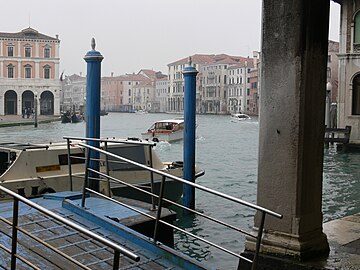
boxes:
[141,118,184,142]
[0,138,204,202]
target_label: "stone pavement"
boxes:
[0,114,60,127]
[321,213,360,269]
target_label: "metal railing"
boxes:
[67,137,282,270]
[0,185,140,270]
[63,136,158,209]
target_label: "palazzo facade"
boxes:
[0,27,60,116]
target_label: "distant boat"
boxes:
[230,113,251,122]
[141,118,184,142]
[100,110,108,116]
[61,111,83,123]
[135,109,148,114]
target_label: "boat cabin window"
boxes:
[0,151,16,175]
[108,145,146,171]
[58,153,85,165]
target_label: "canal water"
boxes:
[0,112,359,269]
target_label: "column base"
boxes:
[245,228,330,260]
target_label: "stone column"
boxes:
[246,0,330,261]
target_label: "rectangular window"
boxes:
[25,47,31,57]
[44,48,50,58]
[8,47,14,57]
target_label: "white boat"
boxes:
[141,119,184,142]
[230,113,251,122]
[0,139,204,202]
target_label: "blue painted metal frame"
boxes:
[182,64,198,210]
[83,40,103,191]
[62,197,210,270]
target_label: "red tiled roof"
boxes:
[168,54,252,67]
[168,54,216,66]
[124,73,150,82]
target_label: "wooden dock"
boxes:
[0,192,208,269]
[325,125,351,148]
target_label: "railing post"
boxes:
[252,211,266,270]
[81,147,92,208]
[153,175,166,242]
[104,142,111,197]
[182,56,198,211]
[148,145,156,210]
[11,198,19,270]
[66,138,73,191]
[113,250,120,270]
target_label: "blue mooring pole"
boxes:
[182,57,198,211]
[84,38,104,192]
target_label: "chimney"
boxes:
[56,34,59,39]
[111,72,114,77]
[80,72,82,77]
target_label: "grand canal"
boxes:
[0,112,359,269]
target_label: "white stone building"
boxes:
[155,77,168,112]
[60,74,86,112]
[336,0,360,144]
[0,27,60,115]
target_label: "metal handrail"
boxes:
[0,185,140,270]
[77,141,283,270]
[79,142,282,219]
[64,135,156,207]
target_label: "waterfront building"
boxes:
[101,73,125,112]
[0,27,60,115]
[121,73,151,112]
[168,54,256,114]
[155,76,168,112]
[226,60,254,114]
[327,40,339,104]
[60,73,86,112]
[133,80,155,112]
[335,1,360,144]
[168,54,214,113]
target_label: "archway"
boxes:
[4,90,17,115]
[40,91,54,115]
[22,90,34,113]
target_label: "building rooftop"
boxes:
[0,27,59,41]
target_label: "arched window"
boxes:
[43,64,51,79]
[352,74,360,115]
[24,64,32,78]
[24,44,32,57]
[7,64,14,78]
[44,45,51,58]
[355,11,360,44]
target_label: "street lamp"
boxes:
[34,91,38,128]
[325,82,332,129]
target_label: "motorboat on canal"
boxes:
[230,113,251,122]
[141,118,184,142]
[0,139,204,202]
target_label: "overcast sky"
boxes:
[2,0,341,77]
